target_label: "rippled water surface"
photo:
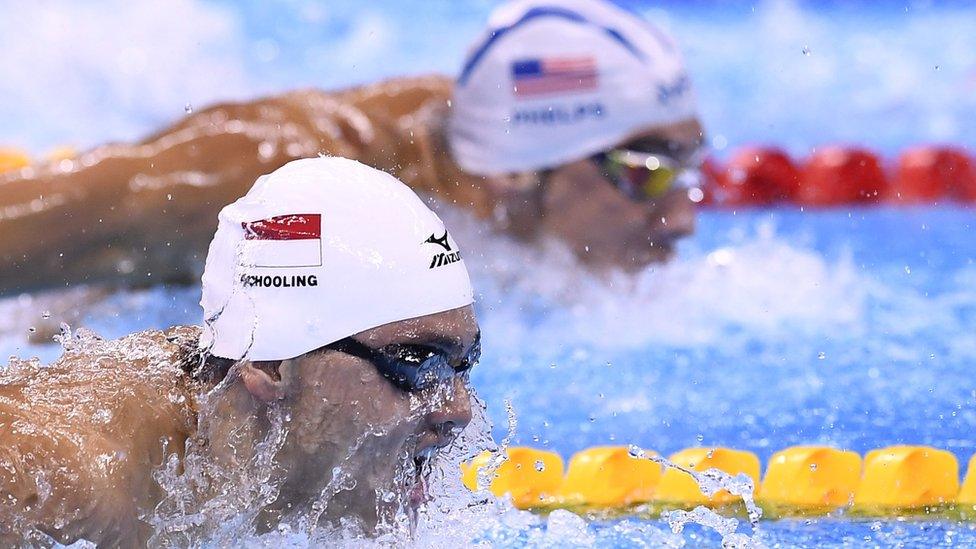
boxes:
[3,206,975,546]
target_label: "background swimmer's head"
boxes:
[447,0,703,269]
[194,157,480,531]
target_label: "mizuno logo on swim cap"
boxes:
[429,251,463,270]
[424,230,462,269]
[424,231,453,251]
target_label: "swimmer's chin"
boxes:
[612,242,675,272]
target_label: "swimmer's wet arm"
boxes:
[0,96,325,293]
[0,76,481,293]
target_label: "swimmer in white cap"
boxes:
[0,0,703,294]
[0,157,480,546]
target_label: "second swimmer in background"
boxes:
[0,0,705,294]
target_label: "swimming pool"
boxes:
[3,0,975,544]
[3,205,974,546]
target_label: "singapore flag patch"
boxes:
[240,213,322,268]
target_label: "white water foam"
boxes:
[443,208,869,354]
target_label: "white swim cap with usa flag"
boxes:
[449,0,698,176]
[199,157,474,361]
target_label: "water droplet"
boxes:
[27,327,36,333]
[258,141,276,160]
[184,102,193,114]
[534,460,545,472]
[41,311,51,319]
[628,445,645,459]
[696,434,704,442]
[904,266,911,274]
[818,351,826,360]
[809,463,818,471]
[802,45,811,55]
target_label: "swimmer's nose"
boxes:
[650,187,696,242]
[426,379,473,447]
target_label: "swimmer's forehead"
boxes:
[616,119,704,160]
[353,306,479,351]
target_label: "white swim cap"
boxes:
[199,157,474,361]
[449,0,698,176]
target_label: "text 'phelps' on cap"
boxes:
[449,0,698,176]
[199,157,475,361]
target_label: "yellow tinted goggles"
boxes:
[598,149,701,200]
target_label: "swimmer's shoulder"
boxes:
[139,75,453,144]
[0,327,202,395]
[281,74,453,118]
[0,327,199,455]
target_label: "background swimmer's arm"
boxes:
[0,77,458,295]
[0,111,294,294]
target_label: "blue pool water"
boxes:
[3,206,974,546]
[3,1,976,157]
[470,206,976,462]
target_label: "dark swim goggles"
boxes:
[594,148,703,201]
[325,333,481,392]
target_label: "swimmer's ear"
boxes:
[240,360,290,402]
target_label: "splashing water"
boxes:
[473,399,519,494]
[4,207,976,546]
[152,372,508,547]
[627,445,764,548]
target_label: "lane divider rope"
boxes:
[462,445,976,517]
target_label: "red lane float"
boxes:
[796,146,888,206]
[710,146,800,206]
[891,146,975,203]
[698,156,725,206]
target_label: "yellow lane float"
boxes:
[759,446,861,508]
[854,445,958,508]
[461,447,564,509]
[655,447,760,504]
[461,444,976,517]
[0,147,30,174]
[557,446,661,506]
[957,455,976,505]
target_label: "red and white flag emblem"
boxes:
[241,213,322,268]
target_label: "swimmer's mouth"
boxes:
[409,447,437,508]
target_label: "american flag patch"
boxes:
[511,56,599,98]
[240,213,322,268]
